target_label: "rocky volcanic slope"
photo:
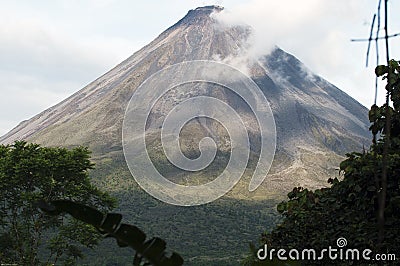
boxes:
[1,6,371,264]
[1,6,369,192]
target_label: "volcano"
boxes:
[1,5,371,264]
[0,5,369,192]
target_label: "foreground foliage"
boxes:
[38,200,184,266]
[245,61,400,265]
[0,141,116,265]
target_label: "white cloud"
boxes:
[213,0,400,108]
[215,0,330,58]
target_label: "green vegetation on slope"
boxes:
[80,156,282,266]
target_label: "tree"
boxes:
[244,60,400,265]
[0,141,116,265]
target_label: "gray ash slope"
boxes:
[1,5,370,193]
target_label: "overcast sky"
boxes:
[1,0,399,136]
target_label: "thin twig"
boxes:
[378,0,391,248]
[366,14,376,67]
[374,0,382,106]
[351,32,400,42]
